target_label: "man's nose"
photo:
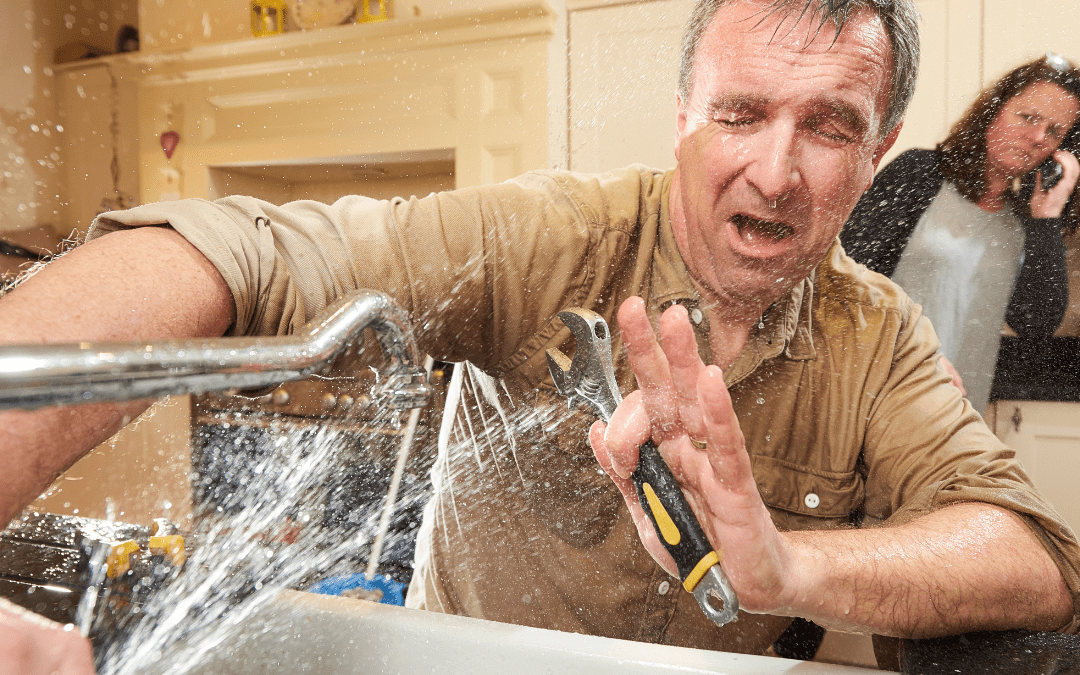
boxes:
[744,123,801,201]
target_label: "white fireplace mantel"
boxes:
[57,1,555,211]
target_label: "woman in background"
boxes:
[842,54,1080,413]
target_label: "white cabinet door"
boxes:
[568,0,694,173]
[993,400,1080,535]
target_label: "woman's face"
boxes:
[984,81,1080,179]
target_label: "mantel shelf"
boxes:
[55,0,554,83]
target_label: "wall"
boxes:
[32,397,195,528]
[0,0,136,240]
[0,1,64,237]
[135,0,553,52]
[126,6,552,205]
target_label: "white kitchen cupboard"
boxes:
[988,401,1080,537]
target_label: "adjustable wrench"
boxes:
[546,307,739,626]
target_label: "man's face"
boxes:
[671,0,898,309]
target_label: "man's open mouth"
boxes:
[731,214,794,242]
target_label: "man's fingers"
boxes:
[589,422,679,577]
[617,298,680,437]
[659,304,708,441]
[593,392,651,478]
[697,366,752,485]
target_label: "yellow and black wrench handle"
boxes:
[631,440,739,625]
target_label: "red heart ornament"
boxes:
[160,130,180,159]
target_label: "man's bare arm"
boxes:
[591,297,1073,638]
[781,501,1071,636]
[0,226,234,527]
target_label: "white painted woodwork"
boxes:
[991,401,1080,538]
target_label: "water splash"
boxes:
[94,406,431,675]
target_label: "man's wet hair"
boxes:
[677,0,920,137]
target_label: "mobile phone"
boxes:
[1037,155,1064,191]
[1023,120,1080,194]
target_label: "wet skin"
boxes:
[668,0,898,326]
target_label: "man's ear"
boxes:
[872,121,903,170]
[865,122,903,190]
[675,91,687,162]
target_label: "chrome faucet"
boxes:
[0,290,431,411]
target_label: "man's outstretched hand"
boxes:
[588,296,796,614]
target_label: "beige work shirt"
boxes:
[90,164,1080,652]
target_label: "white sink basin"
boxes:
[188,591,882,674]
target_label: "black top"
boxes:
[840,149,1069,339]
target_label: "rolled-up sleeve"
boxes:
[86,171,620,373]
[858,302,1080,632]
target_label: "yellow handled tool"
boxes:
[546,308,739,626]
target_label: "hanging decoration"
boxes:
[160,131,180,160]
[159,104,184,201]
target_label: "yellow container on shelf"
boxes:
[357,0,388,24]
[252,0,287,36]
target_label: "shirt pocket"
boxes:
[752,455,865,529]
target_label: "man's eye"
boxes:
[714,113,757,128]
[808,123,852,143]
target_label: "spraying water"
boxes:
[88,353,577,674]
[95,402,433,675]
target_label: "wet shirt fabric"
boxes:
[89,164,1080,651]
[890,181,1024,412]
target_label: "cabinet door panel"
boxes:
[994,401,1080,536]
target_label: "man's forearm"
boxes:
[782,502,1074,638]
[0,226,234,526]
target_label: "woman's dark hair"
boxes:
[938,54,1080,227]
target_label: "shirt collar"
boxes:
[649,175,819,384]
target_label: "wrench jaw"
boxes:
[546,309,623,423]
[545,348,588,413]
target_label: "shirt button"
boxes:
[657,580,671,596]
[804,493,820,509]
[690,308,704,325]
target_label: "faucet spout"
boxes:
[0,290,431,411]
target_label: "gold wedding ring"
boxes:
[689,436,707,450]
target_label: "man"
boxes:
[0,0,1076,672]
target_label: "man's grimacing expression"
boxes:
[670,0,898,309]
